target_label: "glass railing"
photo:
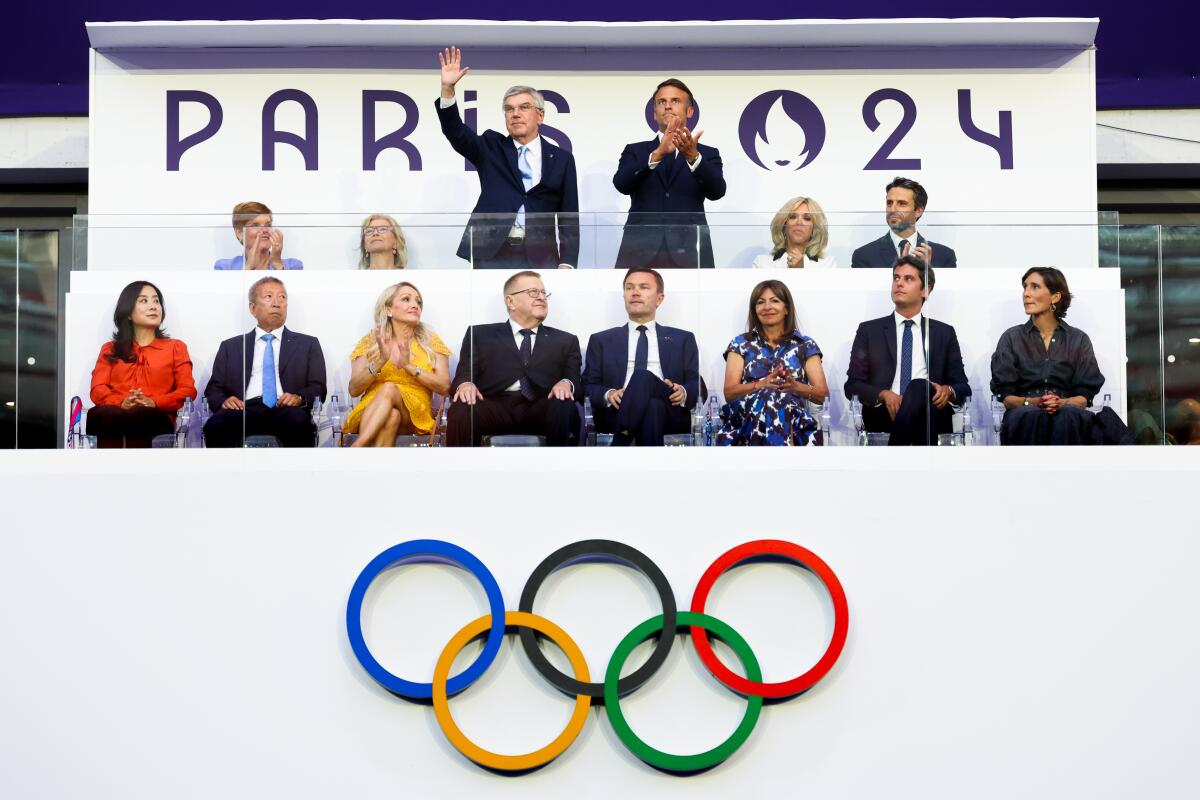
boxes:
[7,213,1197,448]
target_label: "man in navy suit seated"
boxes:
[583,268,700,446]
[613,78,726,269]
[851,177,957,269]
[447,271,582,447]
[203,276,327,447]
[844,256,971,445]
[435,47,579,270]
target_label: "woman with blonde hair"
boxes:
[343,282,451,446]
[359,214,408,269]
[752,196,839,269]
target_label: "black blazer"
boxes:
[582,323,700,433]
[451,321,582,399]
[435,101,579,267]
[204,328,327,412]
[850,232,957,269]
[844,314,971,405]
[612,138,726,269]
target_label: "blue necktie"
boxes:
[516,144,533,230]
[634,325,649,373]
[518,328,537,401]
[899,320,914,395]
[261,333,278,408]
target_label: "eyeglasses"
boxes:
[244,222,273,229]
[364,226,393,235]
[503,103,537,114]
[508,288,550,299]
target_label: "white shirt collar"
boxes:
[893,310,924,330]
[628,319,657,332]
[889,230,920,251]
[509,318,541,335]
[513,136,542,154]
[255,325,283,339]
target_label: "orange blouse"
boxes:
[90,338,197,415]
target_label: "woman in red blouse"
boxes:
[88,281,197,447]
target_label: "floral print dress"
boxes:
[717,330,822,446]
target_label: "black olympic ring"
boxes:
[517,539,677,702]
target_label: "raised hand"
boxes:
[438,47,470,98]
[671,127,704,162]
[652,116,681,163]
[268,228,285,269]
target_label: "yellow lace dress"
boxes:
[342,330,451,435]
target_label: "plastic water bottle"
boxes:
[691,404,705,446]
[582,397,595,446]
[849,395,865,446]
[310,397,323,427]
[819,402,833,446]
[958,396,974,446]
[328,394,345,446]
[704,396,717,446]
[175,398,193,447]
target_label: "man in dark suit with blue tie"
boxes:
[583,268,700,446]
[436,47,579,270]
[613,79,726,269]
[850,177,957,269]
[844,256,971,445]
[203,276,327,447]
[447,271,582,447]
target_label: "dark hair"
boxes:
[248,275,285,305]
[886,177,928,210]
[653,78,695,109]
[746,279,798,340]
[107,281,169,363]
[893,254,936,293]
[503,270,542,296]
[1022,267,1073,319]
[623,267,664,294]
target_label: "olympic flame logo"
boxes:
[346,538,849,775]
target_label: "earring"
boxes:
[1051,303,1057,313]
[392,247,398,255]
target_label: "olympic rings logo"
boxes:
[346,538,849,775]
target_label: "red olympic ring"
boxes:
[689,539,850,700]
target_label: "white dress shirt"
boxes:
[889,230,920,260]
[245,325,284,401]
[505,318,540,392]
[648,131,702,172]
[890,311,928,395]
[622,320,664,386]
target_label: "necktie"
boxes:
[518,328,537,401]
[261,333,278,408]
[634,325,649,373]
[898,239,909,259]
[899,320,914,395]
[516,145,533,230]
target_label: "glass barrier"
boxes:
[1,230,14,448]
[33,213,1194,449]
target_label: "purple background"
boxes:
[3,3,1197,116]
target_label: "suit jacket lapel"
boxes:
[656,325,675,379]
[242,331,255,391]
[537,144,556,191]
[503,138,524,191]
[882,316,898,375]
[276,327,296,379]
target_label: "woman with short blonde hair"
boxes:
[752,196,838,269]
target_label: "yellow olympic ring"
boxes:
[431,611,591,772]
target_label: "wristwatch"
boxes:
[1023,397,1030,406]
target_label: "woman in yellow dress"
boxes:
[343,282,452,446]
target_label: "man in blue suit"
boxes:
[850,177,957,269]
[583,268,700,446]
[613,79,726,269]
[844,256,971,446]
[436,47,579,270]
[203,276,327,447]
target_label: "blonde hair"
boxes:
[769,196,829,262]
[359,214,408,269]
[373,282,433,364]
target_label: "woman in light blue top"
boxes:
[213,200,304,270]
